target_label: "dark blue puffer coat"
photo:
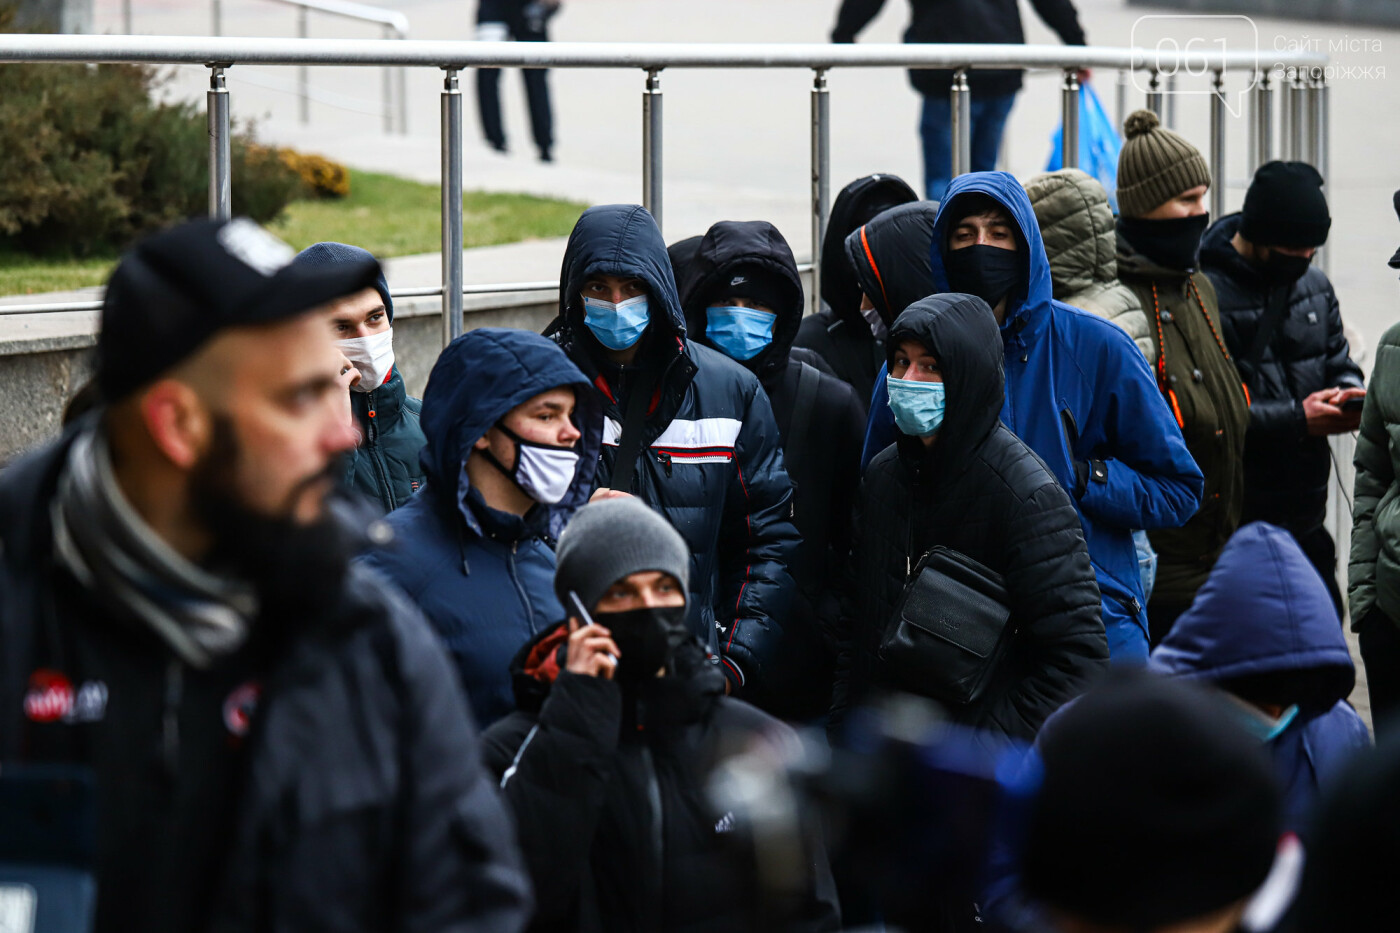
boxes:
[552,204,799,693]
[361,328,602,727]
[1151,522,1371,832]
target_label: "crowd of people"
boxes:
[3,99,1399,933]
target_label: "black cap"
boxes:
[96,218,383,401]
[1240,161,1331,248]
[1389,190,1400,269]
[704,264,788,314]
[1022,671,1282,929]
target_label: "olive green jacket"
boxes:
[1025,169,1155,362]
[1118,235,1249,610]
[1350,321,1400,631]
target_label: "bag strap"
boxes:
[609,372,656,495]
[786,362,821,460]
[1241,287,1288,385]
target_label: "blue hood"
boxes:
[417,327,602,533]
[929,172,1056,337]
[556,204,687,351]
[1151,523,1355,696]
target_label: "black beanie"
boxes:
[1022,671,1282,930]
[1240,161,1331,248]
[704,263,788,315]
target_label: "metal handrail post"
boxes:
[1251,69,1271,172]
[1209,70,1226,220]
[1164,72,1177,128]
[381,24,393,133]
[441,69,464,347]
[1319,69,1330,275]
[122,0,132,34]
[1307,66,1324,169]
[298,6,310,124]
[1286,67,1304,160]
[950,69,971,177]
[212,0,221,36]
[207,66,231,220]
[643,69,663,230]
[1060,68,1080,169]
[397,29,408,134]
[1115,68,1127,136]
[810,69,830,316]
[1146,70,1163,120]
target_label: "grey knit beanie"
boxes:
[1115,110,1212,219]
[554,497,691,613]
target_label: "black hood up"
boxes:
[846,201,942,326]
[1199,213,1266,286]
[886,292,1005,477]
[822,173,919,325]
[680,220,804,385]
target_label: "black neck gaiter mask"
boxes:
[943,244,1023,312]
[598,604,689,684]
[1259,250,1313,286]
[1118,213,1211,273]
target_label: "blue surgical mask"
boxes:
[705,306,777,361]
[887,375,946,437]
[583,294,650,350]
[1231,700,1301,743]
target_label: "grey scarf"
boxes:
[52,425,258,668]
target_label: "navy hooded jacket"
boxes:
[551,204,799,693]
[863,172,1203,661]
[361,328,602,727]
[1151,522,1371,832]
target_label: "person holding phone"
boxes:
[1201,161,1365,619]
[482,497,840,933]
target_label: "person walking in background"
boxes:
[830,0,1087,201]
[476,0,558,162]
[1201,161,1364,619]
[795,173,918,406]
[294,242,427,514]
[1114,110,1249,646]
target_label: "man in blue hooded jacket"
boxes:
[862,173,1203,661]
[361,327,602,727]
[1151,522,1371,832]
[550,204,799,696]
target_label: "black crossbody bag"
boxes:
[877,546,1014,707]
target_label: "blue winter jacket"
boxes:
[1151,522,1371,832]
[863,172,1203,661]
[552,204,799,692]
[361,328,603,727]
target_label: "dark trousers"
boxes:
[475,5,553,156]
[1360,609,1400,736]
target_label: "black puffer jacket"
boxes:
[0,426,532,933]
[831,293,1108,739]
[1201,213,1365,534]
[482,628,841,933]
[681,221,866,719]
[846,201,941,329]
[795,173,918,409]
[831,0,1086,98]
[552,205,799,693]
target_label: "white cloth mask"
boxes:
[338,328,395,392]
[514,442,581,505]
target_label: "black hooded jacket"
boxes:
[845,201,941,331]
[830,294,1108,739]
[796,173,918,408]
[1199,213,1365,534]
[482,628,841,933]
[681,221,866,719]
[551,205,799,693]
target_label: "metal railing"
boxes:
[0,37,1331,347]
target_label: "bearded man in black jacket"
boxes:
[830,292,1108,739]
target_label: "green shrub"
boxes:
[0,5,304,256]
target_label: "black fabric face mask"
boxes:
[1118,213,1211,272]
[597,604,689,684]
[1259,250,1313,285]
[942,244,1023,312]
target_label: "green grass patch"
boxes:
[0,170,587,297]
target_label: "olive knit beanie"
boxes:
[1115,110,1212,219]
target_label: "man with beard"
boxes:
[1200,162,1364,618]
[0,218,531,933]
[1114,110,1251,645]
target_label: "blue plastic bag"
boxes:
[1045,83,1122,211]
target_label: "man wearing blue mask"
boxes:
[549,205,800,697]
[678,220,865,720]
[861,173,1204,663]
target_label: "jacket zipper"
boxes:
[364,389,396,510]
[505,540,537,634]
[656,450,673,477]
[640,744,665,925]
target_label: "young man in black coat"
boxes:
[0,219,531,933]
[678,220,866,720]
[483,497,840,933]
[831,292,1108,739]
[1201,161,1365,616]
[795,172,918,407]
